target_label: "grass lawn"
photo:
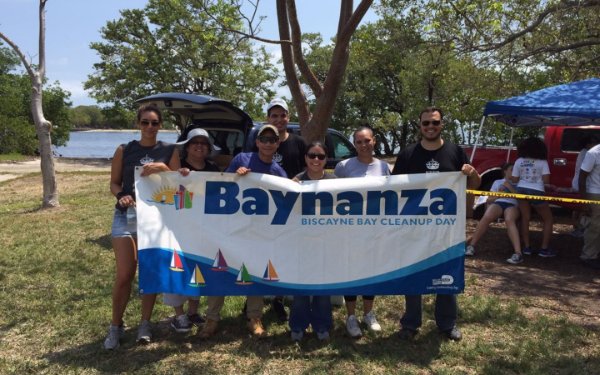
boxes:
[0,153,32,162]
[0,172,599,374]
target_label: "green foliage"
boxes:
[0,115,37,155]
[0,45,20,74]
[0,42,72,154]
[85,0,278,121]
[43,82,72,147]
[101,104,136,129]
[70,105,105,128]
[297,0,600,154]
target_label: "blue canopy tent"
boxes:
[484,78,600,127]
[471,78,600,161]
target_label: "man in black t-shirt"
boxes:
[266,98,307,178]
[391,107,481,342]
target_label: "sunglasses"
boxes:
[421,120,441,127]
[307,153,326,160]
[258,136,279,144]
[355,139,373,145]
[140,120,160,127]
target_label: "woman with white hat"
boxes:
[164,128,220,333]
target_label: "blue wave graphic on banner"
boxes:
[138,243,465,296]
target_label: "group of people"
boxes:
[466,134,600,268]
[466,137,554,264]
[103,99,482,349]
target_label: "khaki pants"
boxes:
[581,193,600,260]
[205,296,264,321]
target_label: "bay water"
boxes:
[54,130,179,158]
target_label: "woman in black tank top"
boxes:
[104,103,180,350]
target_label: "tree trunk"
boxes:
[278,0,373,143]
[0,0,60,208]
[36,0,59,208]
[31,76,58,207]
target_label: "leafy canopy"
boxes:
[85,0,278,120]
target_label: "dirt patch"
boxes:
[0,158,111,182]
[465,213,600,328]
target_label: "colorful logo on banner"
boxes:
[146,184,193,210]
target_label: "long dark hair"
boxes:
[517,137,547,160]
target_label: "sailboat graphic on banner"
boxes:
[169,250,184,272]
[235,263,253,285]
[262,260,279,282]
[189,265,206,287]
[211,249,228,272]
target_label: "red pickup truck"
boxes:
[463,125,600,214]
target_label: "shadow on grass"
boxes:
[86,234,112,251]
[39,295,600,373]
[42,307,447,373]
[480,355,600,374]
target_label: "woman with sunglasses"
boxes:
[104,103,180,350]
[289,141,335,341]
[334,126,390,338]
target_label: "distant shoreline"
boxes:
[72,128,178,133]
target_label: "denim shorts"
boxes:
[491,201,516,212]
[516,187,547,206]
[111,208,137,238]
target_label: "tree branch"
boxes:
[198,0,291,45]
[286,0,322,97]
[0,32,36,79]
[277,0,310,124]
[38,0,47,79]
[309,0,373,135]
[338,0,373,46]
[470,0,600,52]
[514,37,600,61]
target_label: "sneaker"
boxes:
[465,245,475,256]
[443,327,462,341]
[363,311,382,332]
[538,248,557,258]
[569,228,585,238]
[398,328,417,340]
[136,320,152,344]
[187,313,205,326]
[198,319,218,339]
[272,298,288,322]
[506,253,523,264]
[247,317,265,337]
[103,324,124,350]
[316,331,330,341]
[346,315,362,338]
[522,247,534,255]
[171,314,191,333]
[291,330,304,342]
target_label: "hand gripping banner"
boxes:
[136,169,466,296]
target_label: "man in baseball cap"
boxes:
[264,98,307,322]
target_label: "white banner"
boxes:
[136,169,465,296]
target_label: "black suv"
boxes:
[136,93,356,169]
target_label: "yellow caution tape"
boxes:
[466,189,600,205]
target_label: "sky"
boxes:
[0,0,378,107]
